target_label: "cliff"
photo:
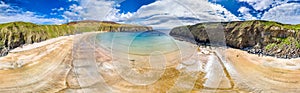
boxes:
[67,20,152,32]
[170,20,300,59]
[0,21,152,56]
[0,22,75,56]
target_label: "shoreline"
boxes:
[174,37,300,59]
[178,39,300,71]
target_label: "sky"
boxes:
[1,0,300,28]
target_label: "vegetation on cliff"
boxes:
[68,20,152,32]
[0,21,152,56]
[170,20,300,58]
[0,22,74,56]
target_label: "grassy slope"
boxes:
[0,21,152,56]
[0,22,74,50]
[68,20,152,32]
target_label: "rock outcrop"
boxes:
[0,21,153,57]
[170,20,300,59]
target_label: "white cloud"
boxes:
[0,1,65,24]
[62,0,132,22]
[262,3,300,24]
[238,7,257,20]
[210,3,240,21]
[69,4,83,12]
[0,0,242,27]
[122,0,239,29]
[60,0,239,28]
[50,12,57,15]
[83,1,117,20]
[76,0,123,21]
[52,7,64,11]
[237,0,287,11]
[232,0,300,23]
[68,0,78,2]
[62,4,83,21]
[0,1,9,8]
[238,7,251,13]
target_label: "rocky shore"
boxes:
[170,20,300,59]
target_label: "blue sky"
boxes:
[1,0,300,28]
[1,0,76,18]
[1,0,156,20]
[118,0,156,13]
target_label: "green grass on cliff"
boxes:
[266,37,300,50]
[262,21,300,31]
[69,21,150,32]
[265,43,276,50]
[297,43,300,48]
[0,22,75,50]
[262,21,282,28]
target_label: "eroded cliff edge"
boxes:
[170,20,300,59]
[0,21,152,56]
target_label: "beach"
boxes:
[0,32,299,92]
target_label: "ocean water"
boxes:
[95,31,180,56]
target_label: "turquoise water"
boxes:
[96,31,180,56]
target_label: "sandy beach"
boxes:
[0,32,299,93]
[225,48,300,93]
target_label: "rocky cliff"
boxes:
[0,22,75,56]
[0,21,152,56]
[170,20,300,59]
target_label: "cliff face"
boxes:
[170,20,300,58]
[0,22,75,56]
[0,21,153,56]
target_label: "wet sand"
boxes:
[225,48,300,93]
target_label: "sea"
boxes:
[95,30,182,56]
